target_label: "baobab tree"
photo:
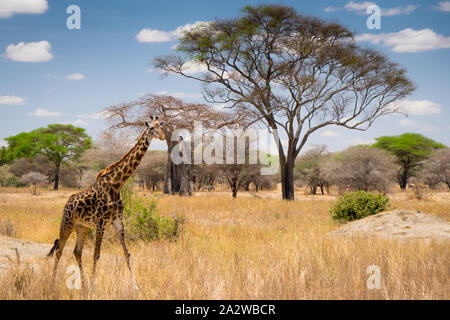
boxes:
[154,4,415,200]
[103,94,253,195]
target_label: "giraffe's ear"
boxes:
[160,121,165,128]
[145,121,149,127]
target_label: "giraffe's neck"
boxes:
[100,129,152,190]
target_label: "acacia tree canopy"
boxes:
[5,124,92,190]
[154,4,415,200]
[372,133,445,189]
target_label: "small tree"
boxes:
[373,133,445,189]
[295,145,330,194]
[20,171,47,195]
[323,146,396,193]
[423,148,450,189]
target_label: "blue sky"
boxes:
[0,0,449,153]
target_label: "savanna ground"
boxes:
[0,186,448,300]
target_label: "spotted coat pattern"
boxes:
[48,119,166,289]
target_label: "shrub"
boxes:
[120,180,184,241]
[330,191,389,222]
[0,219,18,238]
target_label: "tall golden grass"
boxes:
[0,187,448,299]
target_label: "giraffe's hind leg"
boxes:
[52,216,74,282]
[73,225,89,290]
[113,218,138,291]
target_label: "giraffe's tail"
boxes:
[47,239,59,257]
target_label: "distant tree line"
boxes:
[0,124,448,197]
[294,133,448,194]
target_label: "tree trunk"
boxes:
[279,157,295,200]
[175,162,191,196]
[231,183,238,198]
[165,140,192,196]
[399,163,409,190]
[228,178,238,198]
[163,147,172,194]
[53,163,60,190]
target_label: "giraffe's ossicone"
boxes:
[48,117,166,290]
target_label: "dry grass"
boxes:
[0,187,448,299]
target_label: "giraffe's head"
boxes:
[146,116,166,140]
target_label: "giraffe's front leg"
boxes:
[91,222,105,291]
[73,225,89,290]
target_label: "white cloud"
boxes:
[0,0,48,18]
[136,29,173,43]
[356,28,450,53]
[389,99,442,115]
[77,112,104,120]
[63,119,88,127]
[136,21,209,43]
[5,40,53,62]
[0,139,7,147]
[433,1,450,12]
[320,130,341,137]
[181,60,208,74]
[28,108,62,117]
[324,6,340,12]
[157,59,209,75]
[45,89,51,94]
[344,1,375,13]
[172,21,210,37]
[65,72,84,80]
[398,118,418,127]
[381,5,418,16]
[0,95,25,105]
[326,2,418,16]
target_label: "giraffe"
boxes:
[48,116,166,290]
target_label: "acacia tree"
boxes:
[373,133,445,189]
[423,148,450,189]
[295,145,330,194]
[20,172,48,195]
[154,4,415,200]
[322,145,396,193]
[5,124,92,190]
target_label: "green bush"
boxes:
[330,191,389,222]
[120,180,184,241]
